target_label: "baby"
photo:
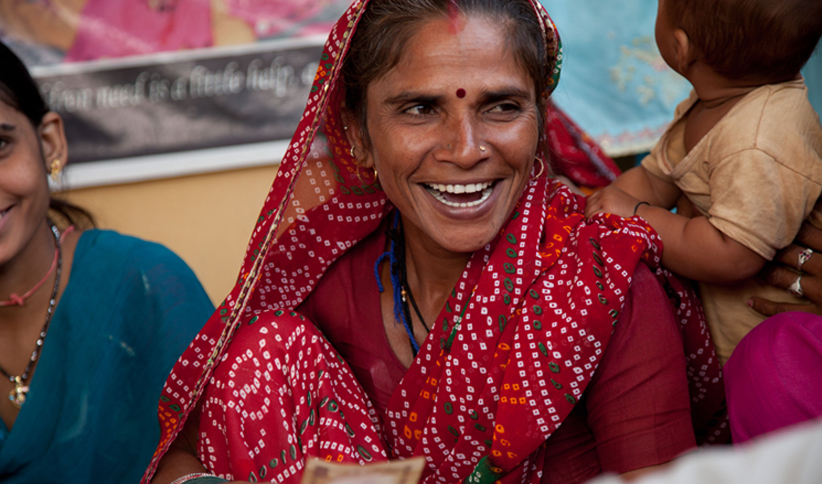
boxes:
[586,0,822,364]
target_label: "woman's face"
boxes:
[353,14,539,256]
[0,101,53,267]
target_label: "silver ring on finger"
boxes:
[798,248,813,271]
[788,274,804,298]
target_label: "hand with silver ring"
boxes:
[750,222,822,317]
[787,274,804,298]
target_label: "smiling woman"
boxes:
[144,1,724,484]
[0,41,214,483]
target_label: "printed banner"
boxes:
[34,41,322,163]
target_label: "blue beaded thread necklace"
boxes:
[374,213,430,357]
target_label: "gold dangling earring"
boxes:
[50,159,62,182]
[349,145,357,159]
[531,157,544,180]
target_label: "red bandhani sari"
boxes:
[142,1,726,483]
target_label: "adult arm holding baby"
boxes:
[751,221,822,317]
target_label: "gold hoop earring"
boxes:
[50,159,62,182]
[355,163,377,184]
[532,157,544,180]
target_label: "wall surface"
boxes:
[60,164,279,304]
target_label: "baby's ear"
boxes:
[673,29,692,73]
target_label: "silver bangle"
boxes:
[170,473,222,484]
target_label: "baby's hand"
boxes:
[585,186,642,219]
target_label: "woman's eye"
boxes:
[488,102,520,114]
[404,104,433,116]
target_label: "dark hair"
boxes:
[342,0,548,146]
[665,0,822,82]
[0,41,95,228]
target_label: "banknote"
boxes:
[300,456,426,484]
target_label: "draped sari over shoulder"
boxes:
[142,1,727,483]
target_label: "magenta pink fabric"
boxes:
[224,0,336,38]
[725,312,822,443]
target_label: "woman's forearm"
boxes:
[150,446,211,484]
[150,404,214,484]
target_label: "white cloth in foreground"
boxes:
[586,418,822,484]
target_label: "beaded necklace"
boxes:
[374,213,431,357]
[0,224,63,409]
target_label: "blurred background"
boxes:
[1,0,819,303]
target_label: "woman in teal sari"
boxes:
[0,41,214,483]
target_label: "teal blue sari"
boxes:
[0,230,213,483]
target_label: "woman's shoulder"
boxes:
[68,229,213,319]
[78,228,167,252]
[628,262,659,295]
[76,229,191,270]
[72,229,211,304]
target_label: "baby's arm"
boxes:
[586,166,766,284]
[633,204,766,283]
[611,165,683,209]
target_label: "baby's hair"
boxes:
[665,0,822,83]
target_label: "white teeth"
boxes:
[428,181,492,194]
[425,184,494,208]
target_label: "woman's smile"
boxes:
[424,180,494,208]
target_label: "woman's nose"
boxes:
[437,114,486,168]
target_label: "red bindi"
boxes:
[456,88,466,98]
